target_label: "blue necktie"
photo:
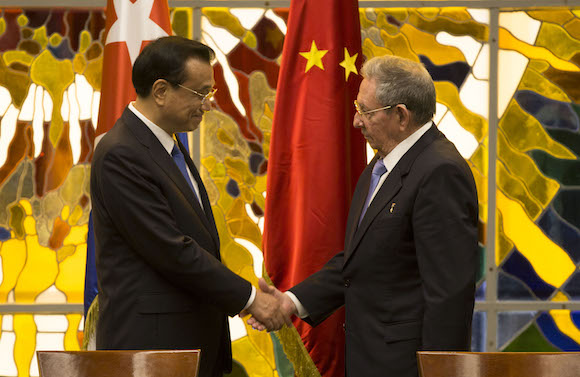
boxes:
[171,143,199,202]
[359,159,387,224]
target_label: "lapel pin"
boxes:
[390,203,396,213]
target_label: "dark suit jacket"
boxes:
[91,107,252,377]
[290,125,478,377]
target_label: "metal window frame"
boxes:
[3,0,580,352]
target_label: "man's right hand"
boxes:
[245,278,297,331]
[240,278,292,332]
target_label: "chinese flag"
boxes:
[263,0,366,376]
[84,0,171,324]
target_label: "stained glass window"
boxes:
[496,8,580,351]
[1,3,580,377]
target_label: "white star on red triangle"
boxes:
[105,0,169,65]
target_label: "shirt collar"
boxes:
[382,121,432,171]
[128,102,175,155]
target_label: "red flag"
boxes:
[84,0,171,342]
[263,1,366,376]
[96,0,171,139]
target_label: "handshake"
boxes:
[240,278,298,332]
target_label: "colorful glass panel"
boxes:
[497,9,580,306]
[1,3,580,375]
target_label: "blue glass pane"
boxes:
[536,312,580,351]
[475,280,486,301]
[498,271,536,300]
[498,311,536,349]
[500,248,555,300]
[563,272,580,300]
[471,311,486,352]
[537,207,580,263]
[515,90,579,131]
[419,55,470,90]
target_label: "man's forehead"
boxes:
[183,59,214,85]
[357,79,377,104]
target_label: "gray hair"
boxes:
[360,55,436,126]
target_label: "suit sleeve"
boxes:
[289,251,345,326]
[93,144,251,316]
[413,160,478,350]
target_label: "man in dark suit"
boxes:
[91,36,288,377]
[250,55,478,377]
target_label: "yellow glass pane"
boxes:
[243,31,258,49]
[535,23,580,61]
[407,9,488,42]
[65,314,82,351]
[362,37,392,61]
[0,58,31,108]
[498,131,560,210]
[550,310,580,344]
[55,243,87,303]
[30,50,74,147]
[499,28,579,72]
[400,24,466,65]
[78,30,91,53]
[497,161,542,220]
[497,190,574,287]
[527,10,574,25]
[551,291,569,302]
[564,18,580,40]
[376,11,400,36]
[63,224,87,246]
[496,210,514,264]
[499,101,575,159]
[3,50,34,67]
[15,234,58,302]
[439,8,473,21]
[0,239,27,302]
[172,8,193,38]
[226,199,261,242]
[202,8,245,38]
[380,30,418,62]
[14,315,36,377]
[232,336,275,376]
[32,26,49,49]
[217,128,235,147]
[435,81,487,141]
[518,68,571,103]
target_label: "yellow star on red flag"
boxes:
[339,47,358,81]
[299,40,328,72]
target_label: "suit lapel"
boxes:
[343,156,376,252]
[178,139,221,253]
[122,109,218,246]
[344,124,440,265]
[344,166,402,263]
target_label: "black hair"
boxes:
[132,36,215,97]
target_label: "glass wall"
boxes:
[0,3,579,376]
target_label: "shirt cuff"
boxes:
[242,285,257,312]
[285,291,309,318]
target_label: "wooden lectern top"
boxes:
[37,349,200,377]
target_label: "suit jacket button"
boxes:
[343,323,346,331]
[344,279,350,288]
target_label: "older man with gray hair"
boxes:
[250,54,479,377]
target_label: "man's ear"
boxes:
[396,104,411,131]
[151,79,169,106]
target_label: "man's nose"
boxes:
[353,113,363,128]
[201,100,212,112]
